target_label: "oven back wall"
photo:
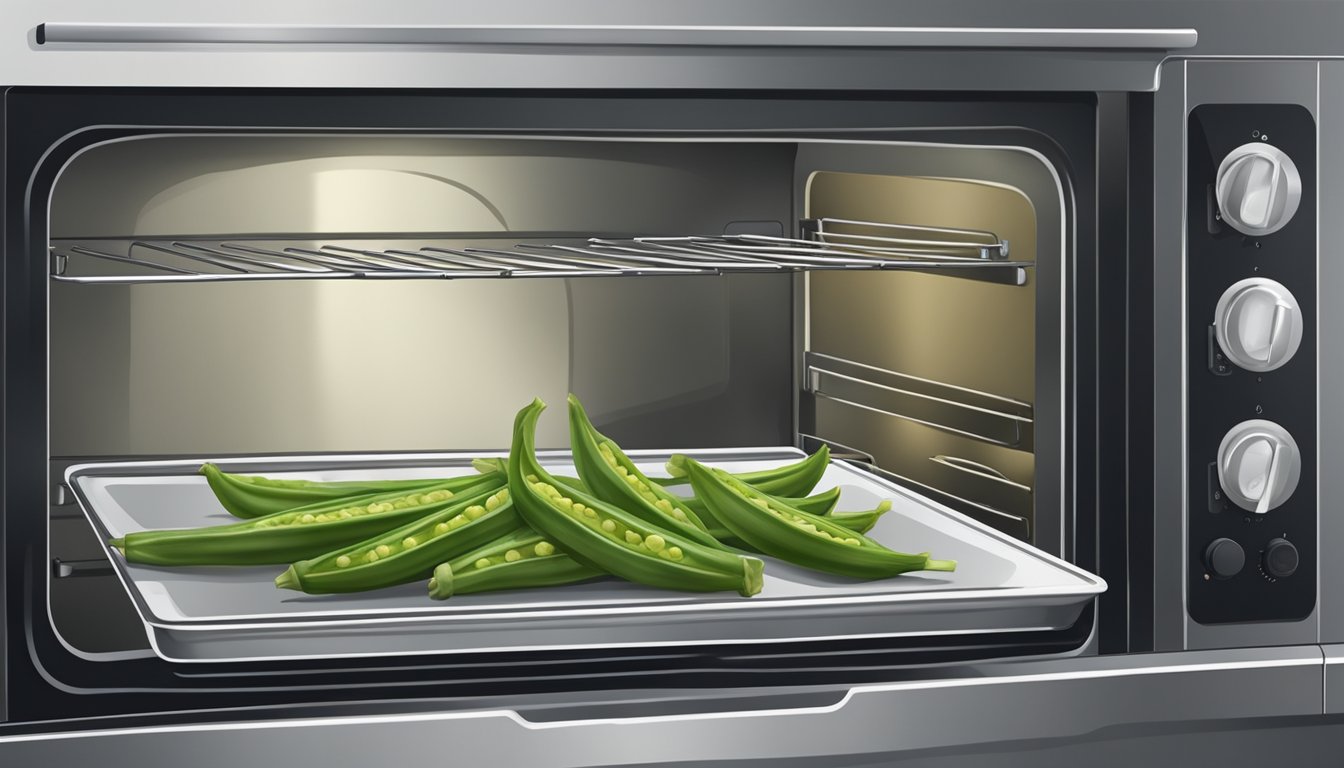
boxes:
[48,138,797,456]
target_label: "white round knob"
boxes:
[1215,142,1302,236]
[1217,419,1301,514]
[1213,277,1303,372]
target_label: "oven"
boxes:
[3,3,1344,766]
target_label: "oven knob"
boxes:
[1263,538,1299,579]
[1217,419,1302,514]
[1204,538,1245,579]
[1213,278,1303,372]
[1215,142,1302,236]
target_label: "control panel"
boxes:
[1188,104,1316,624]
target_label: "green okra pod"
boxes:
[110,474,504,566]
[567,393,722,549]
[201,462,480,519]
[428,527,602,599]
[658,445,831,498]
[685,460,955,579]
[699,486,885,551]
[507,399,763,597]
[275,485,520,594]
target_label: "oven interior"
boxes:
[43,133,1058,659]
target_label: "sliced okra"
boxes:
[567,393,723,549]
[275,485,520,594]
[507,399,763,596]
[110,474,504,566]
[200,462,474,519]
[427,527,602,599]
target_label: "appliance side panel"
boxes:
[1179,60,1321,650]
[1152,59,1187,652]
[0,86,7,724]
[1319,62,1344,646]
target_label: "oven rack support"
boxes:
[48,218,1027,286]
[802,351,1036,451]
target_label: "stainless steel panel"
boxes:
[1,2,1188,90]
[67,448,1102,662]
[36,23,1197,50]
[20,2,1344,90]
[1318,62,1344,645]
[1153,59,1322,650]
[1323,643,1344,713]
[0,647,1322,764]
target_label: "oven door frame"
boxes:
[3,86,1103,727]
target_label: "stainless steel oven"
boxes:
[4,2,1344,765]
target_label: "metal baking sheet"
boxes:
[66,448,1105,663]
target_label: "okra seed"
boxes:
[846,538,861,546]
[367,552,380,563]
[466,505,486,520]
[672,510,689,522]
[485,496,500,511]
[625,531,642,546]
[450,515,467,528]
[645,534,666,553]
[654,499,672,513]
[475,558,491,570]
[402,537,418,548]
[526,474,539,483]
[571,503,585,515]
[615,465,629,476]
[376,545,391,557]
[556,498,573,511]
[393,501,410,510]
[505,549,521,562]
[601,519,617,533]
[535,541,555,556]
[668,547,683,560]
[300,513,316,523]
[584,508,598,520]
[336,555,352,568]
[434,523,450,535]
[338,511,352,519]
[406,495,423,506]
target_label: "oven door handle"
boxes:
[35,23,1197,51]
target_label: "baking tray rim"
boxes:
[65,446,1106,634]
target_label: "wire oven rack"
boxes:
[49,218,1028,286]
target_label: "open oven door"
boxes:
[0,646,1326,766]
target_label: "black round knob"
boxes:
[1204,538,1245,579]
[1263,538,1299,579]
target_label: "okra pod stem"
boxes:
[111,474,504,566]
[507,399,763,597]
[275,485,520,594]
[428,527,602,599]
[828,500,893,534]
[686,460,955,579]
